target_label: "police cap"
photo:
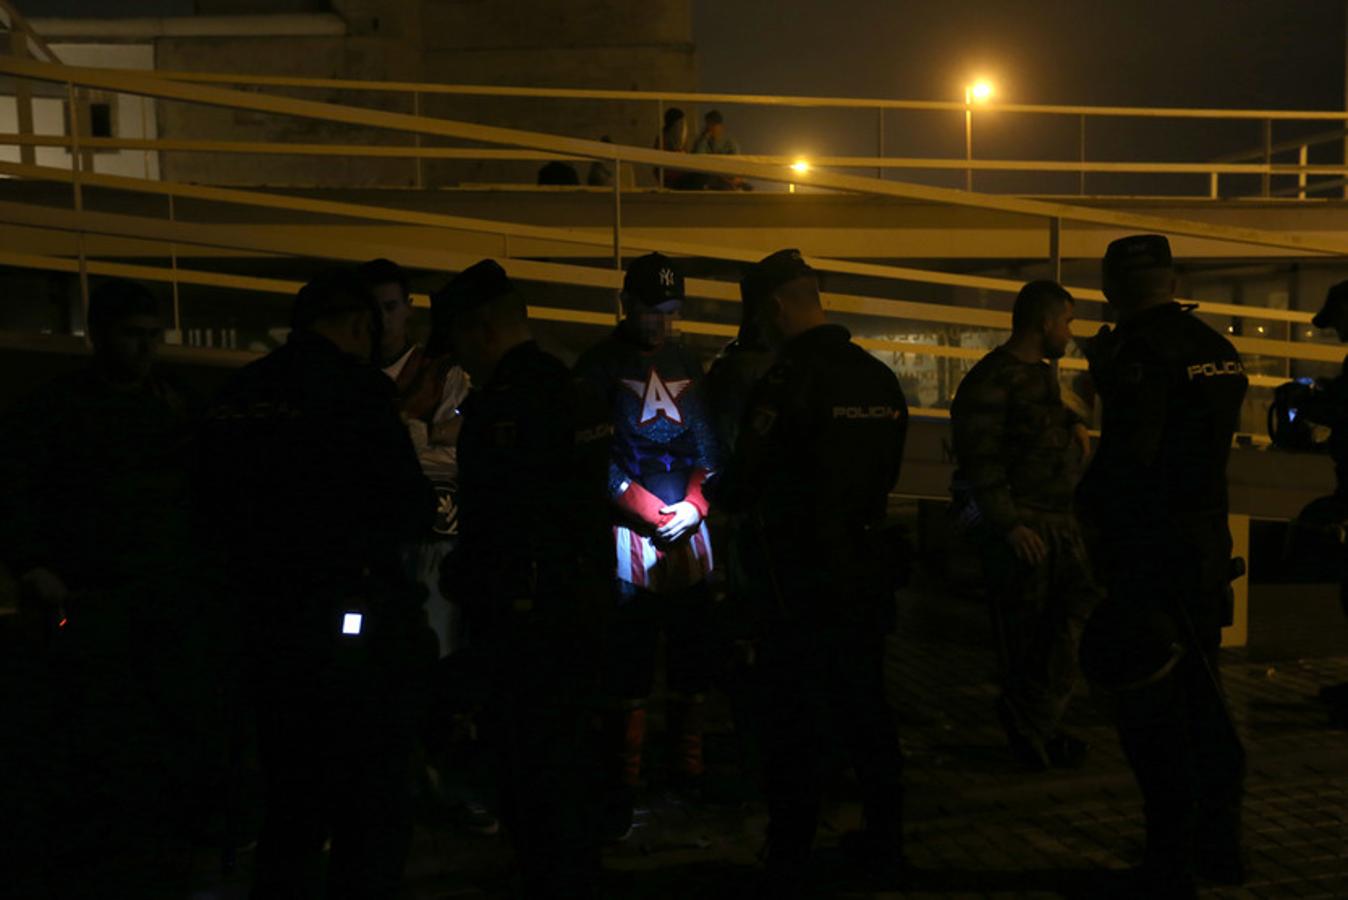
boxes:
[291,267,374,332]
[1102,234,1173,281]
[623,252,684,307]
[748,248,817,300]
[1312,280,1348,329]
[88,278,159,333]
[431,259,515,326]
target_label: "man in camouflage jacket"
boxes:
[950,279,1099,771]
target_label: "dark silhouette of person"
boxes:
[197,268,435,899]
[573,253,723,840]
[537,160,581,185]
[1286,281,1348,722]
[707,249,909,899]
[950,280,1099,771]
[436,259,612,898]
[1077,235,1248,898]
[0,278,233,897]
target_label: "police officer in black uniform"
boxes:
[707,249,909,898]
[705,270,777,449]
[198,268,436,900]
[1077,235,1248,897]
[436,260,611,899]
[1293,282,1348,720]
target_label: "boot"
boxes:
[600,707,645,841]
[667,697,706,785]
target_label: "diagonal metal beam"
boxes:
[2,57,1348,257]
[0,159,1318,325]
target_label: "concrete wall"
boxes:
[149,0,695,187]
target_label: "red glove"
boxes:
[683,468,711,519]
[615,480,672,529]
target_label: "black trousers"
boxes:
[1113,619,1244,871]
[1096,557,1245,872]
[473,617,601,900]
[250,641,425,900]
[755,623,903,866]
[601,580,716,701]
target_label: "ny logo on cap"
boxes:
[659,268,675,287]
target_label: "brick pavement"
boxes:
[192,575,1348,899]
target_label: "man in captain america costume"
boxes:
[574,251,723,839]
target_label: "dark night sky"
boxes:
[34,1,1348,188]
[692,0,1348,191]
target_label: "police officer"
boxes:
[437,260,611,899]
[1077,235,1248,896]
[702,265,780,786]
[705,269,778,451]
[707,249,909,897]
[198,268,435,900]
[950,280,1099,771]
[1296,282,1348,721]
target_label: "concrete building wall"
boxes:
[0,43,159,179]
[146,0,695,187]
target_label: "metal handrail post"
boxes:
[963,88,973,191]
[65,80,89,336]
[612,155,622,318]
[877,108,885,180]
[1078,114,1085,196]
[412,91,424,188]
[168,193,181,337]
[655,98,663,190]
[1261,119,1272,197]
[10,30,35,166]
[1049,217,1062,282]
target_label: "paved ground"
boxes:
[187,573,1348,899]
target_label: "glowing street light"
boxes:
[789,158,810,192]
[964,79,995,191]
[967,80,995,104]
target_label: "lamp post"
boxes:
[964,79,993,191]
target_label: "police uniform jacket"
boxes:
[1077,302,1247,591]
[198,330,433,647]
[710,323,908,628]
[451,340,611,634]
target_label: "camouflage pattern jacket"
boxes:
[950,347,1086,534]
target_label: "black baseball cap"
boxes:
[623,252,684,307]
[748,248,816,299]
[1102,234,1174,280]
[1313,280,1348,328]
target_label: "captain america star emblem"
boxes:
[621,367,691,426]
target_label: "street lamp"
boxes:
[789,158,810,193]
[964,79,994,191]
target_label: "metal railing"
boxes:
[0,56,1341,410]
[133,65,1348,200]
